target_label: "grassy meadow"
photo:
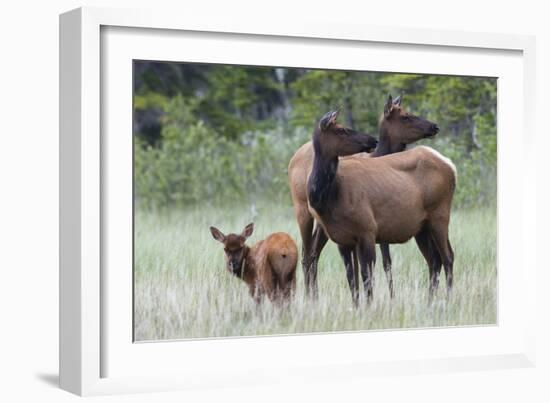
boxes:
[132,63,498,341]
[133,202,497,341]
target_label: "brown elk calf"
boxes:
[307,110,455,306]
[288,94,439,298]
[210,223,298,303]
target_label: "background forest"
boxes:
[133,61,497,340]
[133,62,497,210]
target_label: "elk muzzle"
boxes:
[425,124,439,138]
[363,138,378,153]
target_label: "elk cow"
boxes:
[210,223,298,303]
[288,95,439,298]
[307,110,455,306]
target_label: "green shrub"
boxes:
[135,94,496,211]
[134,96,310,209]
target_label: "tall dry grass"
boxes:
[134,202,496,341]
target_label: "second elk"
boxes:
[307,110,456,306]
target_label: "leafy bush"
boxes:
[425,108,497,208]
[135,96,310,209]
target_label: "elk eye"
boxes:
[402,116,411,121]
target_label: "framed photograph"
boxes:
[60,6,537,396]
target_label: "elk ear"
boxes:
[393,93,402,106]
[210,226,226,243]
[384,94,394,117]
[319,110,339,130]
[241,223,254,239]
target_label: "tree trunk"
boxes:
[467,111,481,153]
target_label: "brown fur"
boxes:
[308,147,455,246]
[306,110,454,305]
[288,95,439,298]
[210,224,298,303]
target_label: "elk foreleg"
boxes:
[338,245,359,307]
[358,238,376,304]
[308,223,329,293]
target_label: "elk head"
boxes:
[210,223,254,278]
[313,110,378,159]
[379,94,439,145]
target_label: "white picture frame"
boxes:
[59,6,537,396]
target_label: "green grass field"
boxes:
[134,202,497,341]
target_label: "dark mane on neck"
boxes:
[307,136,339,214]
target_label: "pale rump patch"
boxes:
[418,145,458,182]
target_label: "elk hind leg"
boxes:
[280,270,296,301]
[379,243,394,298]
[415,226,442,302]
[428,221,454,298]
[296,208,316,297]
